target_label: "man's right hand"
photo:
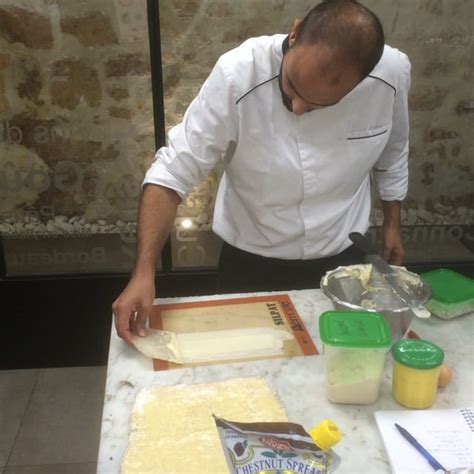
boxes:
[112,184,180,344]
[112,275,156,344]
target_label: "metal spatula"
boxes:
[349,232,431,318]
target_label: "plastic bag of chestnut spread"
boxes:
[214,416,341,474]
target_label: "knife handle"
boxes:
[349,232,377,256]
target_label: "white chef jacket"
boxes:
[144,34,411,259]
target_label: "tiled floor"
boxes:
[0,367,106,474]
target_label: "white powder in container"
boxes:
[325,349,385,404]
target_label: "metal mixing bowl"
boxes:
[320,264,432,342]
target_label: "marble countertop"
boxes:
[97,289,474,473]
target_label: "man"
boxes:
[113,0,411,343]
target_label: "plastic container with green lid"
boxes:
[421,269,474,319]
[391,339,444,409]
[319,310,391,405]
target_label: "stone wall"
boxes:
[0,0,155,234]
[0,0,472,240]
[371,0,473,213]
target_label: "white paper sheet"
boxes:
[375,408,474,474]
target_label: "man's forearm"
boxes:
[381,200,402,228]
[132,184,180,278]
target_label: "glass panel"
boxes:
[160,1,225,270]
[0,0,159,275]
[367,0,473,263]
[160,0,473,270]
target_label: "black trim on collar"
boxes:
[282,34,290,55]
[235,75,279,105]
[367,74,397,95]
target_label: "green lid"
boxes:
[392,339,444,369]
[319,310,391,348]
[421,269,474,304]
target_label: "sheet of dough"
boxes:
[121,377,288,473]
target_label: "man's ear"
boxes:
[289,18,302,46]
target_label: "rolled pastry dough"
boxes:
[132,327,293,363]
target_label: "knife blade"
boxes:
[349,232,430,319]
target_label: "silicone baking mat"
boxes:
[149,294,318,371]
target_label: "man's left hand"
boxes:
[382,224,404,265]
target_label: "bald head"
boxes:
[295,0,385,80]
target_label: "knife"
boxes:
[349,232,430,319]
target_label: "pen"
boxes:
[394,423,446,472]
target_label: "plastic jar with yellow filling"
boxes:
[391,339,444,409]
